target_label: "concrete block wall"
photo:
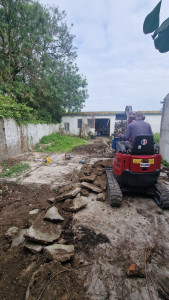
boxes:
[160,94,169,162]
[0,118,59,162]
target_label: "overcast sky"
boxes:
[39,0,169,112]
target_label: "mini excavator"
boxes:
[106,134,169,209]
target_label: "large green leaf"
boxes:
[152,17,169,38]
[143,1,162,34]
[154,27,169,52]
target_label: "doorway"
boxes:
[95,118,110,136]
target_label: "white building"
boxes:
[60,111,162,137]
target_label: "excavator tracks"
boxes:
[154,181,169,209]
[106,168,123,207]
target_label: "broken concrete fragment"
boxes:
[81,188,89,197]
[47,197,55,204]
[25,225,61,245]
[29,209,39,215]
[5,227,26,248]
[81,182,102,193]
[68,197,88,212]
[97,193,106,202]
[5,226,20,241]
[44,206,64,222]
[127,263,145,277]
[44,244,75,262]
[24,241,43,254]
[80,175,96,182]
[56,187,81,201]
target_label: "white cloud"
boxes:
[39,0,169,111]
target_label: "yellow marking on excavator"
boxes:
[133,159,154,164]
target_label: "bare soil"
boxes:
[0,138,169,300]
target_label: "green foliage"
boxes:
[0,94,33,124]
[154,133,160,144]
[37,133,88,152]
[0,162,30,177]
[143,1,169,53]
[0,0,88,123]
[161,159,169,168]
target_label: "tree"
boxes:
[143,0,169,53]
[0,0,88,123]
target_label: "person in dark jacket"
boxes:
[120,111,153,144]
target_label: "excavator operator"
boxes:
[120,111,153,144]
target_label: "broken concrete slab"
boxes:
[44,206,64,222]
[68,196,88,212]
[56,187,81,201]
[25,225,61,245]
[24,241,43,254]
[5,227,26,248]
[97,193,106,202]
[5,226,20,241]
[81,182,102,193]
[29,209,39,215]
[80,175,96,182]
[44,244,75,262]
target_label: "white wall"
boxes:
[160,94,169,162]
[144,115,161,133]
[61,115,116,136]
[0,118,59,162]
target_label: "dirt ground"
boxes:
[0,137,169,300]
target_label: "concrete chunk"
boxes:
[29,209,39,215]
[5,227,26,247]
[44,206,64,222]
[80,175,96,182]
[97,193,106,202]
[68,197,88,212]
[25,225,61,245]
[81,182,102,193]
[44,244,75,262]
[24,241,43,253]
[57,187,81,201]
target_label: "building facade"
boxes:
[60,111,162,137]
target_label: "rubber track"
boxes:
[154,182,169,209]
[106,168,123,207]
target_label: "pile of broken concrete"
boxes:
[5,160,109,263]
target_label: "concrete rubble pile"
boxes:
[4,160,108,263]
[114,120,127,136]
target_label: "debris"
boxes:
[65,153,72,160]
[5,227,26,248]
[79,157,86,164]
[56,187,81,201]
[29,209,39,215]
[24,241,43,253]
[25,225,61,245]
[68,196,88,212]
[44,206,64,222]
[47,197,55,204]
[81,188,90,196]
[42,156,51,165]
[127,263,145,277]
[81,182,102,193]
[44,244,75,262]
[97,193,106,202]
[80,175,96,182]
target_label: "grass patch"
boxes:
[36,133,88,153]
[0,163,30,178]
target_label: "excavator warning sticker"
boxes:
[133,159,154,164]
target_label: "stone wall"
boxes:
[0,118,59,162]
[160,94,169,162]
